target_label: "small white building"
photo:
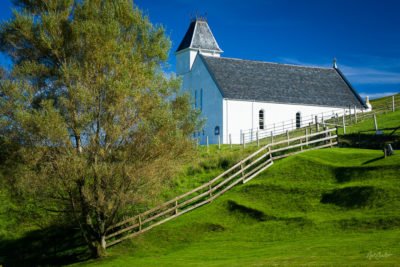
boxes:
[176,18,367,144]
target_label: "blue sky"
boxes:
[1,0,399,98]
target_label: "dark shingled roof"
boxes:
[200,55,366,108]
[176,19,222,53]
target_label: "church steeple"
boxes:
[176,18,223,75]
[176,18,223,54]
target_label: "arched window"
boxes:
[214,126,220,136]
[296,112,301,128]
[259,110,264,130]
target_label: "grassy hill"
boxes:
[1,95,399,266]
[77,148,400,266]
[370,93,399,108]
[337,94,400,149]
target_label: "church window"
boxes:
[214,126,220,135]
[194,90,197,108]
[200,88,203,111]
[259,110,264,130]
[296,112,301,128]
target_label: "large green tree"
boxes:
[0,0,199,257]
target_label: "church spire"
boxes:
[176,18,223,54]
[333,57,338,69]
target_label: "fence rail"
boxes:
[241,94,400,145]
[105,127,338,247]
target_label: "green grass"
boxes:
[2,94,400,265]
[75,148,400,266]
[0,143,264,266]
[370,93,399,108]
[337,109,400,136]
[155,144,260,204]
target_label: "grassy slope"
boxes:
[78,148,400,266]
[2,95,399,265]
[338,109,400,135]
[0,143,263,265]
[370,93,399,108]
[332,94,400,136]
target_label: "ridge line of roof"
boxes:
[197,54,226,98]
[203,20,222,52]
[334,67,367,108]
[201,55,333,71]
[189,20,198,49]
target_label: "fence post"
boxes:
[349,105,353,124]
[373,113,378,131]
[336,126,339,145]
[323,126,328,144]
[206,136,209,152]
[218,135,221,150]
[268,146,273,160]
[229,134,232,149]
[242,133,246,149]
[393,95,396,112]
[286,130,289,145]
[342,113,346,134]
[305,128,308,144]
[315,116,319,132]
[256,131,259,147]
[300,138,303,151]
[139,215,142,231]
[175,200,178,215]
[354,105,357,123]
[241,162,245,183]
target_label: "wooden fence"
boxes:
[104,127,338,247]
[241,94,400,145]
[323,95,400,134]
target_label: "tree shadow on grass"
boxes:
[362,156,385,165]
[320,186,382,208]
[0,225,90,267]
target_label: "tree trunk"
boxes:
[90,235,107,258]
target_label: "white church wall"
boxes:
[183,55,224,145]
[222,100,253,144]
[224,99,352,144]
[176,49,199,75]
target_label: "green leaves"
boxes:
[1,0,200,257]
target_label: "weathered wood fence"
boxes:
[105,128,338,247]
[241,94,399,145]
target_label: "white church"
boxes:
[175,18,368,144]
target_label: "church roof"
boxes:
[200,55,366,108]
[176,19,222,53]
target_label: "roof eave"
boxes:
[197,54,226,98]
[222,97,363,109]
[334,67,368,109]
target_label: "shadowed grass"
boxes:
[74,148,400,266]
